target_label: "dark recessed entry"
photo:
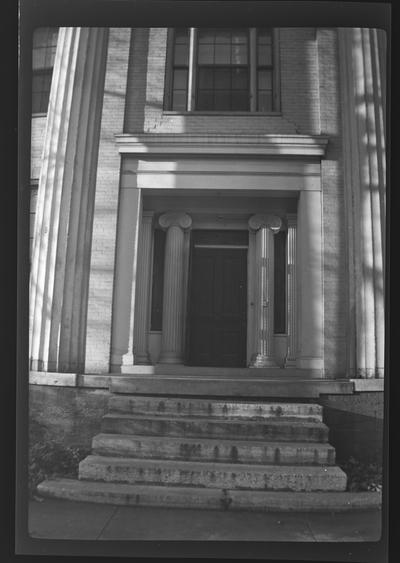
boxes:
[188,230,247,367]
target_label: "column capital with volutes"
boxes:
[159,212,192,231]
[248,214,282,233]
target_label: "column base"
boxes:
[296,357,324,370]
[284,357,297,368]
[249,355,278,368]
[134,353,152,365]
[158,351,185,365]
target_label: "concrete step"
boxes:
[109,375,354,398]
[38,478,381,512]
[79,455,347,491]
[108,395,323,421]
[92,433,336,465]
[101,413,329,442]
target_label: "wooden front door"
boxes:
[188,245,247,367]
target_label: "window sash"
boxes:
[166,27,279,112]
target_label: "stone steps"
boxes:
[79,455,347,491]
[108,395,323,420]
[92,433,336,465]
[38,391,350,510]
[101,413,329,442]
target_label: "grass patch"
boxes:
[340,456,382,492]
[29,420,90,497]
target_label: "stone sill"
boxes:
[350,378,385,392]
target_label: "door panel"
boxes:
[189,247,247,367]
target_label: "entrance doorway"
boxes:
[188,231,247,367]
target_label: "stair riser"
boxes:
[110,378,354,398]
[108,396,323,421]
[79,460,346,492]
[92,436,336,465]
[101,417,328,442]
[38,479,381,512]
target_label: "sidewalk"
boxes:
[28,498,382,542]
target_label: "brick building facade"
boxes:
[27,26,387,507]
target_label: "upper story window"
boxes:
[32,27,59,114]
[165,28,279,113]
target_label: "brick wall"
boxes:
[85,28,131,373]
[317,29,347,377]
[30,116,47,180]
[124,27,321,135]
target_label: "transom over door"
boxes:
[188,247,247,367]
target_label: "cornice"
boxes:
[115,133,329,157]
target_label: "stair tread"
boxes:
[103,412,327,427]
[81,454,343,473]
[109,395,322,407]
[93,432,334,449]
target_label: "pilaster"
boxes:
[338,28,386,378]
[29,28,109,373]
[133,211,154,364]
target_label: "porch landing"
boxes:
[77,368,354,398]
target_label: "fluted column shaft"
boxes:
[133,212,154,364]
[29,28,109,372]
[339,28,386,378]
[285,214,297,367]
[248,214,282,367]
[159,212,192,364]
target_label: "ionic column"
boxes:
[29,28,109,372]
[158,212,192,364]
[285,214,297,367]
[248,214,282,368]
[133,211,154,364]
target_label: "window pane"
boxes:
[32,70,52,113]
[258,44,272,66]
[274,230,286,334]
[198,44,214,64]
[215,30,231,44]
[198,30,215,43]
[232,67,248,89]
[232,44,248,64]
[257,28,272,44]
[214,90,230,110]
[258,91,273,111]
[258,69,272,90]
[32,27,58,70]
[232,30,247,44]
[215,44,231,64]
[175,28,189,44]
[173,68,188,89]
[214,68,230,89]
[151,229,166,331]
[198,67,214,88]
[174,44,189,65]
[231,91,249,110]
[197,90,214,110]
[172,89,187,110]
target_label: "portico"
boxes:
[108,133,327,375]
